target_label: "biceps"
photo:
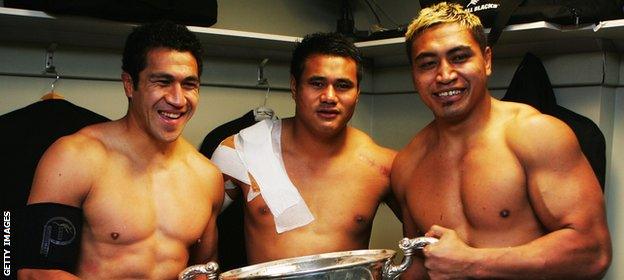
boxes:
[527,156,603,231]
[28,143,92,206]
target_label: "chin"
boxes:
[319,123,346,136]
[155,131,183,143]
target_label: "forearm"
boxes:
[18,269,81,280]
[467,229,610,279]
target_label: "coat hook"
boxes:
[257,58,269,86]
[44,43,58,74]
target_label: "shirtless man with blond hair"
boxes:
[392,2,611,279]
[212,32,397,264]
[18,21,223,279]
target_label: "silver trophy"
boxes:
[179,237,437,280]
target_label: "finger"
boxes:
[426,224,447,238]
[422,243,433,257]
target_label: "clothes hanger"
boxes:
[253,58,275,121]
[41,72,65,100]
[41,43,64,100]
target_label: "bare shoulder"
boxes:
[180,139,223,182]
[501,101,579,161]
[347,126,396,164]
[44,123,110,169]
[180,139,224,199]
[393,122,434,169]
[29,123,110,205]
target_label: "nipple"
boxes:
[499,209,510,218]
[354,215,365,224]
[259,206,270,215]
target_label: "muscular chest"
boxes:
[244,156,389,233]
[405,142,528,233]
[82,163,211,246]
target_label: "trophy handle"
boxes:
[382,237,439,280]
[178,261,219,280]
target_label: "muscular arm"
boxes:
[190,164,225,264]
[425,115,611,279]
[18,269,81,280]
[391,151,429,280]
[18,135,96,278]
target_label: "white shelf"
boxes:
[355,20,624,66]
[0,7,301,61]
[2,6,624,65]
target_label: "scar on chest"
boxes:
[357,154,390,176]
[499,209,510,218]
[110,232,120,240]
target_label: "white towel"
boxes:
[212,120,314,233]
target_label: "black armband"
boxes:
[20,202,83,272]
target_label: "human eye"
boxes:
[451,51,472,64]
[182,80,200,90]
[150,77,172,86]
[335,80,354,91]
[309,80,325,89]
[417,59,437,70]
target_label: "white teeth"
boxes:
[437,90,461,97]
[160,111,181,119]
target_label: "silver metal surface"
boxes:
[178,261,219,280]
[219,249,394,279]
[383,237,439,280]
[178,236,439,280]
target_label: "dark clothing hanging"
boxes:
[0,99,109,274]
[200,110,256,157]
[199,110,257,271]
[502,53,606,190]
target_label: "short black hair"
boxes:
[290,32,363,85]
[122,21,204,88]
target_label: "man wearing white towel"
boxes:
[212,32,397,264]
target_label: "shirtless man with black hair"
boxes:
[212,32,397,264]
[18,21,223,279]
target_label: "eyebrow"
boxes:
[335,78,355,86]
[414,45,473,61]
[308,76,355,83]
[149,73,200,83]
[148,73,174,80]
[308,76,327,82]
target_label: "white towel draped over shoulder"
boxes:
[211,119,314,233]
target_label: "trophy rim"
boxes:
[219,249,397,279]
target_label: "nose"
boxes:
[436,60,457,84]
[165,83,187,108]
[320,85,337,104]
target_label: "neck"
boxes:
[283,118,348,158]
[120,115,179,159]
[434,95,493,140]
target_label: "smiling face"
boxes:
[123,47,200,143]
[410,22,492,122]
[291,54,360,137]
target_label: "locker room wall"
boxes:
[1,1,622,278]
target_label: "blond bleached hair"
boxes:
[405,2,487,63]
